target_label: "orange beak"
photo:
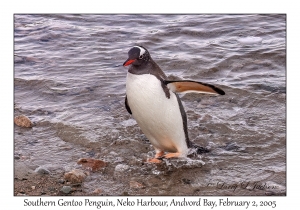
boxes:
[123,59,135,66]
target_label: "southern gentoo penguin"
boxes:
[123,46,225,163]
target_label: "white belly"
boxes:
[126,73,188,155]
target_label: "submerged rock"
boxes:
[34,166,50,175]
[64,169,87,183]
[77,158,107,172]
[14,115,33,128]
[223,142,240,151]
[60,186,72,194]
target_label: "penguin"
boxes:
[123,46,225,163]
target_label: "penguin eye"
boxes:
[139,54,144,59]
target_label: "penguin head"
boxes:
[123,46,150,67]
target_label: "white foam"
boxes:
[237,36,262,45]
[120,119,137,127]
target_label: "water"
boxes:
[14,14,286,195]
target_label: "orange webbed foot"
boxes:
[146,151,165,164]
[163,152,181,159]
[146,158,162,164]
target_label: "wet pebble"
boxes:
[114,164,130,177]
[64,169,87,184]
[34,166,50,174]
[182,178,192,184]
[86,150,96,157]
[91,188,102,195]
[77,158,107,172]
[58,179,65,184]
[14,115,33,128]
[115,164,130,172]
[60,186,72,194]
[121,191,129,196]
[130,180,145,189]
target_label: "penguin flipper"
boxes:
[125,95,132,114]
[165,80,225,95]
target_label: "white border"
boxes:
[3,0,296,209]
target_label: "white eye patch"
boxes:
[134,46,146,56]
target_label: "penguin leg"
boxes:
[146,150,165,163]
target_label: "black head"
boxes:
[123,46,150,67]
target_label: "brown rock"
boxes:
[64,169,87,184]
[14,115,33,128]
[77,158,106,172]
[129,180,145,189]
[91,188,102,195]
